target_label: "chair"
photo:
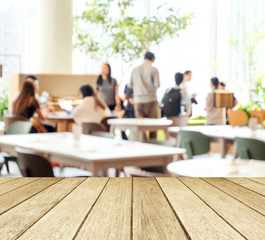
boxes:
[16,148,54,177]
[227,109,248,126]
[235,137,265,160]
[179,130,211,159]
[2,121,32,173]
[82,122,107,135]
[16,148,92,177]
[4,114,28,132]
[101,116,117,132]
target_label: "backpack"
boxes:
[162,88,181,117]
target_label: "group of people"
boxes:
[11,51,233,134]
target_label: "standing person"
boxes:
[183,70,197,104]
[205,77,223,125]
[96,63,121,111]
[129,51,160,120]
[162,72,191,126]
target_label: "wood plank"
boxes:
[246,178,265,185]
[0,177,40,196]
[18,178,109,240]
[133,178,188,240]
[204,178,265,216]
[157,178,244,240]
[0,178,85,240]
[0,177,17,185]
[75,178,132,240]
[226,178,265,196]
[0,178,61,215]
[180,178,265,240]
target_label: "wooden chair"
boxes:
[101,116,117,132]
[227,109,248,126]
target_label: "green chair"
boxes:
[2,121,32,173]
[179,130,211,159]
[235,137,265,160]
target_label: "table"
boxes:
[167,158,265,177]
[168,125,265,158]
[0,133,185,176]
[0,177,264,239]
[108,118,173,141]
[46,111,74,132]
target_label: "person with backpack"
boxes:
[162,72,191,126]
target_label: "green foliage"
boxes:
[252,74,265,107]
[75,0,193,62]
[0,83,8,121]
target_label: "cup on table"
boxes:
[72,124,82,144]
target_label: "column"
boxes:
[37,0,73,73]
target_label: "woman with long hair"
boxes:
[12,81,47,132]
[205,77,223,125]
[96,63,121,111]
[73,84,110,125]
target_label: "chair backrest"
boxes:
[251,110,265,124]
[16,148,54,177]
[101,116,117,132]
[235,137,265,160]
[82,122,107,135]
[5,121,32,135]
[227,109,248,126]
[4,114,28,131]
[179,130,211,159]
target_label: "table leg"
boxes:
[110,125,115,133]
[231,143,238,161]
[219,138,226,158]
[164,129,170,140]
[91,165,99,177]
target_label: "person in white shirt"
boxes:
[73,84,110,125]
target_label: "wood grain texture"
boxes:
[0,177,39,196]
[18,178,109,240]
[157,177,244,240]
[0,177,264,239]
[204,178,265,216]
[0,177,17,185]
[0,178,61,215]
[75,178,132,240]
[133,177,188,240]
[180,177,265,240]
[0,178,85,240]
[226,178,265,196]
[247,178,265,185]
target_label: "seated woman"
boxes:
[162,72,191,126]
[12,81,49,133]
[73,84,110,125]
[205,77,223,125]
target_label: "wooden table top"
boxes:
[0,177,264,240]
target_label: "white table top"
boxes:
[167,158,265,177]
[168,125,265,141]
[108,118,173,127]
[0,133,185,162]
